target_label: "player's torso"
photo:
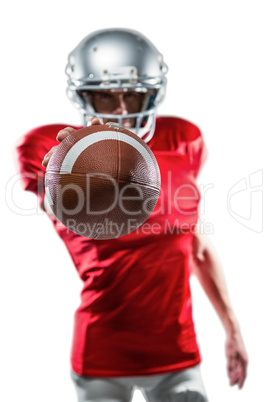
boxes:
[52,116,203,274]
[17,117,204,375]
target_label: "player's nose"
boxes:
[113,94,128,115]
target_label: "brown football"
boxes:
[45,122,161,239]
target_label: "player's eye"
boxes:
[123,92,142,104]
[124,91,138,99]
[97,92,113,101]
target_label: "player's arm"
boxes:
[191,232,248,389]
[42,119,101,215]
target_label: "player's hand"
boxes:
[225,327,248,389]
[42,118,101,168]
[42,126,75,168]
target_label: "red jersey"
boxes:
[16,116,207,377]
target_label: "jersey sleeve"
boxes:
[15,128,51,209]
[154,116,208,178]
[188,134,208,178]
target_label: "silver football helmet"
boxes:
[66,28,168,142]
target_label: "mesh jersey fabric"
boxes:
[16,116,207,377]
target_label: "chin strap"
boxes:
[137,114,156,143]
[120,114,156,143]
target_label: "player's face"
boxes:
[91,89,144,128]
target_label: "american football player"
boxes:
[17,28,248,402]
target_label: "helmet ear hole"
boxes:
[72,90,95,114]
[76,90,94,107]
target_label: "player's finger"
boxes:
[227,356,236,374]
[238,374,245,389]
[238,359,247,389]
[230,351,248,389]
[229,367,240,386]
[42,146,58,167]
[56,127,76,142]
[227,358,237,384]
[229,358,247,388]
[90,117,102,126]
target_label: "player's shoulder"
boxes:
[151,116,202,152]
[154,116,207,174]
[155,116,202,140]
[18,123,80,147]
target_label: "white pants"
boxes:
[71,365,208,402]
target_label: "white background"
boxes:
[1,1,267,401]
